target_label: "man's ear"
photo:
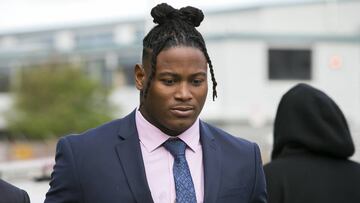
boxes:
[134,63,146,90]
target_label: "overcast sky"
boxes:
[0,0,298,33]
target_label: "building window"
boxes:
[268,48,311,80]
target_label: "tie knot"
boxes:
[163,138,187,158]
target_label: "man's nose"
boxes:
[174,83,192,101]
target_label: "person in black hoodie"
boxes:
[264,83,360,203]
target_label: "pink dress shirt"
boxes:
[135,109,204,203]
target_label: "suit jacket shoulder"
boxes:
[200,120,257,152]
[65,114,131,145]
[199,121,267,203]
[0,179,30,203]
[45,110,153,203]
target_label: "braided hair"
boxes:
[142,3,217,101]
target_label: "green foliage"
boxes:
[6,63,114,139]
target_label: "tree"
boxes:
[6,63,114,139]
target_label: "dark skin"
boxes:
[135,46,208,136]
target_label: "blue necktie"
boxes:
[163,138,197,203]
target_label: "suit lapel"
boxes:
[200,121,222,203]
[115,111,153,203]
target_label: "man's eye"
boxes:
[162,79,175,85]
[192,79,203,86]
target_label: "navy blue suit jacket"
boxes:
[45,110,266,203]
[0,179,30,203]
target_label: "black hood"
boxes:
[271,83,354,160]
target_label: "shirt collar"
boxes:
[135,108,200,153]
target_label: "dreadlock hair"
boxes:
[141,3,217,101]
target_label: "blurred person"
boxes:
[264,83,360,203]
[45,3,266,203]
[0,179,30,203]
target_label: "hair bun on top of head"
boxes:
[151,3,204,27]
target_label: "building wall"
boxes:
[198,0,360,126]
[198,1,360,161]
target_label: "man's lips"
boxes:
[170,106,195,117]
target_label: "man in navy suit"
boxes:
[45,3,266,203]
[0,179,30,203]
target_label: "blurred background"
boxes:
[0,0,359,202]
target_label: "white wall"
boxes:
[200,1,360,126]
[199,1,360,162]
